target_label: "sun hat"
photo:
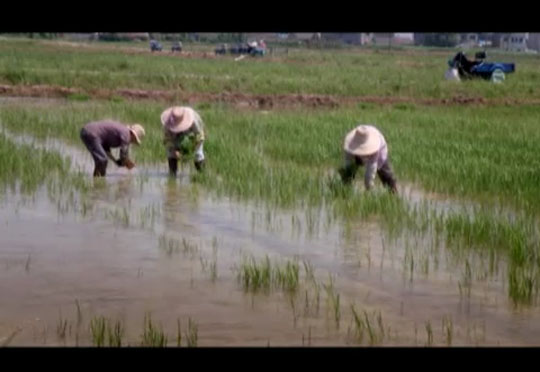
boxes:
[128,124,145,145]
[343,125,381,156]
[160,106,195,133]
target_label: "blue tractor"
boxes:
[448,51,515,83]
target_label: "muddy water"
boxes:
[1,131,540,346]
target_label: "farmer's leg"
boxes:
[80,129,108,177]
[165,133,182,177]
[377,160,397,193]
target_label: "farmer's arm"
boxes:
[191,119,206,162]
[104,148,122,165]
[364,154,378,190]
[118,144,130,165]
[163,129,180,159]
[105,149,116,162]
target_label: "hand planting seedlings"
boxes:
[80,120,145,177]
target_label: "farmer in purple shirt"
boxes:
[80,120,145,177]
[338,124,397,193]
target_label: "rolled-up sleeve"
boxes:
[191,113,205,144]
[364,155,378,190]
[191,113,205,161]
[119,144,130,162]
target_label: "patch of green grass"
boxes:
[67,93,90,102]
[1,38,538,99]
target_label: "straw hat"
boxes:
[128,124,145,145]
[343,125,381,156]
[160,106,195,133]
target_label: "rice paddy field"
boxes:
[1,36,540,346]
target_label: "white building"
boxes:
[500,33,529,52]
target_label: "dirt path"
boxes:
[2,83,539,109]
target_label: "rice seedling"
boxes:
[24,254,30,273]
[209,246,218,282]
[107,320,124,347]
[350,305,366,344]
[176,319,182,347]
[182,238,199,258]
[235,255,300,293]
[301,326,312,347]
[56,311,68,341]
[442,316,453,346]
[89,316,124,347]
[141,313,167,347]
[349,305,385,346]
[158,234,180,256]
[185,318,198,347]
[323,275,341,328]
[303,260,316,285]
[90,316,107,347]
[425,321,433,346]
[75,299,82,327]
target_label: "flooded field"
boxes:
[2,38,540,347]
[2,121,540,346]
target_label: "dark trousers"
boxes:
[80,128,108,177]
[339,157,397,191]
[376,160,397,190]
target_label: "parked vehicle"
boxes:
[150,39,162,52]
[448,51,515,83]
[171,41,182,52]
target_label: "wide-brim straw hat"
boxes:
[161,106,194,133]
[128,124,145,145]
[343,125,381,156]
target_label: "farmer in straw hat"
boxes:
[338,124,397,193]
[80,120,145,177]
[160,106,206,176]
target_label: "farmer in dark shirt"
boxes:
[80,120,145,177]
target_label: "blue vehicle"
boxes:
[150,39,162,52]
[449,52,515,82]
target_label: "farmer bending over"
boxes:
[161,106,206,176]
[80,120,145,177]
[338,124,397,193]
